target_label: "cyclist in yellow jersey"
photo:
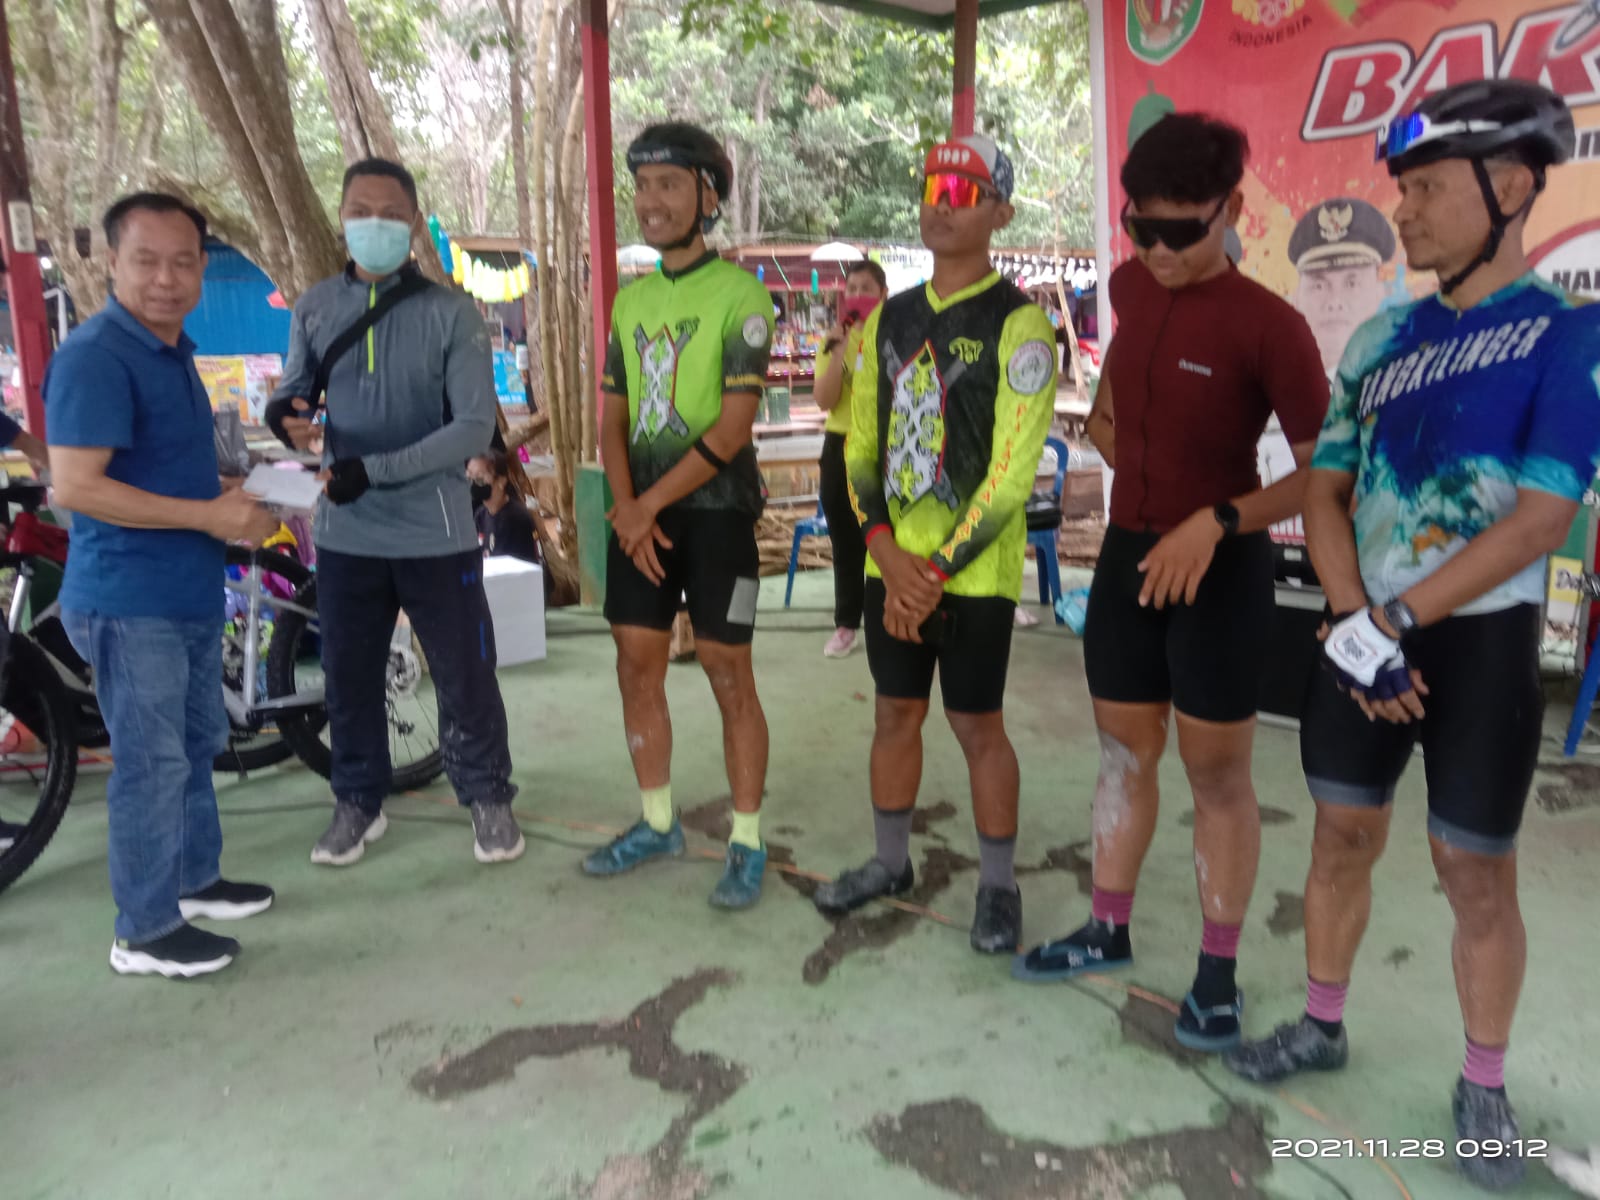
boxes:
[812,260,888,659]
[583,123,774,910]
[812,135,1057,954]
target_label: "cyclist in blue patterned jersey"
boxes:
[1225,81,1600,1191]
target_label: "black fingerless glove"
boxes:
[325,458,371,505]
[264,396,302,450]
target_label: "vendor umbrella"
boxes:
[809,241,865,264]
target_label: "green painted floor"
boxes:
[4,567,1598,1200]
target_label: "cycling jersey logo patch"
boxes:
[742,314,770,349]
[949,337,984,364]
[633,324,693,444]
[1007,340,1054,395]
[885,341,961,511]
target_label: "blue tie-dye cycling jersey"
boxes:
[1312,273,1600,616]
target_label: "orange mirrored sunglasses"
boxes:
[922,172,993,209]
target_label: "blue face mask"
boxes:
[344,217,413,276]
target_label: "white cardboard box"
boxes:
[481,556,546,665]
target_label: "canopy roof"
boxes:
[811,0,1066,31]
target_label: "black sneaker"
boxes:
[971,885,1022,954]
[1453,1077,1526,1191]
[1224,1015,1349,1083]
[110,924,240,979]
[179,879,274,921]
[813,858,914,916]
[310,804,388,867]
[1011,917,1131,981]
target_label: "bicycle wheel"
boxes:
[215,546,312,775]
[266,576,444,792]
[0,635,80,895]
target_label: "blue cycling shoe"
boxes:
[709,843,766,910]
[582,818,685,877]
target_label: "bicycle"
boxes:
[0,482,444,895]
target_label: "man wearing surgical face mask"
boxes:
[270,158,524,870]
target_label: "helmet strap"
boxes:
[1440,158,1527,297]
[655,172,719,253]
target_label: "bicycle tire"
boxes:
[0,636,80,895]
[266,576,444,792]
[214,547,312,775]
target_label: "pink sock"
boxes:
[1305,977,1348,1025]
[1463,1039,1506,1090]
[1201,919,1241,959]
[1091,887,1134,927]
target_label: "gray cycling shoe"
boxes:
[1224,1015,1349,1083]
[813,858,914,916]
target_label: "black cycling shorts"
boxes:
[1083,525,1274,723]
[1300,603,1543,857]
[604,507,760,646]
[863,578,1016,714]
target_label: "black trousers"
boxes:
[318,548,516,814]
[819,432,866,630]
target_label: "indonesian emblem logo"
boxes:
[1318,203,1354,243]
[1128,0,1204,65]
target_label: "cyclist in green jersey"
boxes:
[582,123,775,910]
[812,135,1057,954]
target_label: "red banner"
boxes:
[1095,0,1600,374]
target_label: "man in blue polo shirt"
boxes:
[46,193,280,979]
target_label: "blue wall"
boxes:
[186,242,292,357]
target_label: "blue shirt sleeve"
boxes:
[1517,306,1600,500]
[43,341,136,450]
[0,411,21,447]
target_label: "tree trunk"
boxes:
[144,0,339,300]
[300,0,445,281]
[13,0,115,314]
[749,71,771,240]
[530,0,568,517]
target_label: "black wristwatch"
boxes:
[1212,502,1240,537]
[1381,598,1419,642]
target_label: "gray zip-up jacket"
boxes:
[271,265,497,558]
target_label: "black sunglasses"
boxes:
[1121,196,1228,252]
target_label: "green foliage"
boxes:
[620,0,1093,247]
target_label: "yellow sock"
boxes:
[641,785,674,834]
[730,810,761,851]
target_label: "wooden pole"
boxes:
[581,0,618,453]
[952,0,978,136]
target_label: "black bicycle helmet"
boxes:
[626,122,734,250]
[1377,80,1575,295]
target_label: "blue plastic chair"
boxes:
[785,501,830,608]
[1026,437,1070,623]
[1565,618,1600,756]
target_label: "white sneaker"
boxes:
[823,628,859,658]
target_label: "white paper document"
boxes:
[243,464,324,514]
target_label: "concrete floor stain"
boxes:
[1535,762,1600,815]
[1017,839,1096,896]
[802,845,978,984]
[1266,891,1305,938]
[867,1096,1271,1199]
[1115,990,1208,1067]
[410,969,744,1199]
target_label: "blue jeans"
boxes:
[63,611,226,943]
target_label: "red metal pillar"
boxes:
[952,0,978,137]
[582,0,619,441]
[0,2,52,439]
